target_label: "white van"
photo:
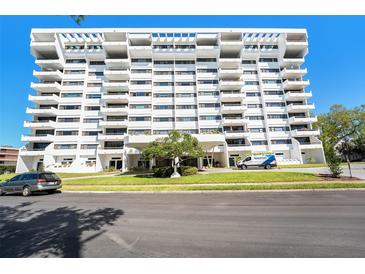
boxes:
[236,154,277,169]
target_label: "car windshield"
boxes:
[39,173,60,180]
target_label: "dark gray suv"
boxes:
[0,172,62,196]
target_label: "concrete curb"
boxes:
[62,188,365,194]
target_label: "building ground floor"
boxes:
[16,136,326,173]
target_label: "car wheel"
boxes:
[241,165,247,170]
[22,186,31,197]
[264,164,271,169]
[0,187,4,196]
[47,190,56,194]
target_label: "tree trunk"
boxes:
[346,154,352,178]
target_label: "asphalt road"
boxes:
[1,190,365,258]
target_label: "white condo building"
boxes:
[16,28,325,173]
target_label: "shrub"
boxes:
[108,166,116,172]
[153,166,174,178]
[0,166,16,174]
[181,166,198,176]
[324,143,343,178]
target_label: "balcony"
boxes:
[98,147,125,154]
[297,142,323,149]
[19,148,47,156]
[281,58,305,66]
[24,120,56,128]
[28,94,59,104]
[226,145,252,152]
[104,69,130,81]
[284,91,312,101]
[219,80,244,89]
[103,81,129,91]
[219,58,241,68]
[285,40,308,49]
[99,120,128,127]
[31,82,62,92]
[221,104,247,113]
[33,70,63,81]
[21,134,54,142]
[283,79,310,90]
[196,45,219,56]
[35,59,63,70]
[289,116,317,124]
[26,107,58,116]
[219,68,242,78]
[105,58,131,68]
[222,117,248,125]
[281,68,307,78]
[129,46,153,57]
[98,134,126,141]
[224,131,249,138]
[291,129,320,137]
[287,103,315,112]
[100,106,129,114]
[101,93,129,103]
[220,92,245,102]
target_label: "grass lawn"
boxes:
[0,171,120,181]
[63,171,322,186]
[62,182,365,192]
[277,162,365,169]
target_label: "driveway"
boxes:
[1,190,365,257]
[200,164,365,179]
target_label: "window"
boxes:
[199,103,220,108]
[175,71,196,75]
[154,93,174,98]
[89,60,105,66]
[131,58,152,63]
[176,105,197,109]
[129,116,151,121]
[226,139,246,146]
[154,60,174,65]
[82,131,99,136]
[260,45,278,49]
[247,104,262,108]
[246,92,261,97]
[58,117,80,123]
[83,118,101,123]
[59,105,81,110]
[153,117,174,122]
[271,139,292,144]
[176,82,196,86]
[64,70,85,75]
[262,79,282,84]
[197,68,217,73]
[259,58,278,62]
[130,104,151,109]
[243,70,258,75]
[267,114,288,119]
[176,93,196,97]
[88,71,104,76]
[153,130,171,135]
[242,60,256,64]
[153,105,174,110]
[200,128,222,133]
[261,68,280,73]
[266,102,286,107]
[264,90,283,96]
[63,81,84,86]
[130,92,151,97]
[154,82,174,86]
[198,80,218,85]
[196,58,216,62]
[130,80,152,85]
[61,93,82,98]
[153,71,174,75]
[85,106,100,111]
[81,144,98,149]
[176,117,197,122]
[251,140,268,145]
[249,128,266,133]
[245,81,259,85]
[199,91,219,96]
[269,126,290,132]
[54,144,77,149]
[247,116,264,120]
[199,115,221,120]
[56,130,79,136]
[129,129,151,135]
[132,69,152,73]
[86,94,101,99]
[66,59,86,64]
[175,60,195,64]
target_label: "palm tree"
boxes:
[70,15,86,25]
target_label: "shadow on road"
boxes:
[0,202,123,258]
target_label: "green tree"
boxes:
[141,130,204,177]
[315,104,365,177]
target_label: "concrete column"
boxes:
[223,144,230,168]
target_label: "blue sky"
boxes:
[0,15,364,147]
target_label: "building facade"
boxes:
[0,146,19,167]
[16,28,325,173]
